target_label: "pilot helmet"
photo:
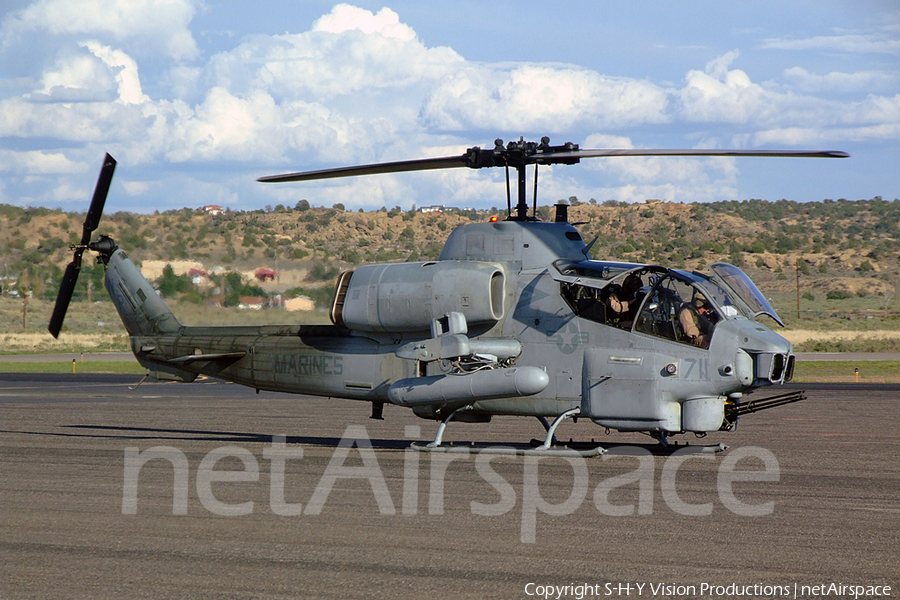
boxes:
[622,274,642,296]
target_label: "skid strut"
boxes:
[536,416,558,446]
[413,405,602,456]
[427,404,472,448]
[535,407,581,451]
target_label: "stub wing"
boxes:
[168,352,247,365]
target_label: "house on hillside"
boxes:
[200,205,224,215]
[188,268,208,286]
[255,267,278,282]
[238,296,266,310]
[285,296,315,311]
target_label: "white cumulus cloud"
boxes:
[421,63,670,132]
[312,4,415,39]
[761,33,900,55]
[782,66,900,93]
[0,149,84,174]
[677,51,771,124]
[206,5,463,100]
[1,0,199,60]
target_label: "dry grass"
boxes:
[786,329,900,352]
[0,295,331,353]
[0,360,144,374]
[784,329,900,344]
[0,332,130,353]
[793,360,900,383]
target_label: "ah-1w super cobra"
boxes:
[49,139,848,455]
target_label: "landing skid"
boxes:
[645,431,727,454]
[410,444,605,457]
[599,440,728,455]
[412,405,605,457]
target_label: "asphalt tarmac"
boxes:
[1,374,897,599]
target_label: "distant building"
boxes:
[201,205,224,215]
[1,276,18,296]
[188,268,208,286]
[419,205,444,213]
[285,296,315,311]
[238,296,265,310]
[254,267,278,282]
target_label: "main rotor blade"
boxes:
[258,146,849,183]
[258,153,470,183]
[48,260,81,339]
[81,153,117,245]
[537,148,850,162]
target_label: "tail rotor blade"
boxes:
[81,153,116,244]
[48,259,82,339]
[49,153,115,338]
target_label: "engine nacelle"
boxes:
[334,261,506,332]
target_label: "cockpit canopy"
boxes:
[552,260,783,349]
[707,262,784,326]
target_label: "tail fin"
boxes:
[104,247,182,336]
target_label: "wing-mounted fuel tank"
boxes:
[332,261,506,332]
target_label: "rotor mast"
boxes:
[485,137,580,221]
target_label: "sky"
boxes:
[1,0,898,214]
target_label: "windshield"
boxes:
[683,273,745,319]
[709,263,784,326]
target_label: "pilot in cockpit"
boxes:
[678,294,717,347]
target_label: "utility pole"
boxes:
[888,271,899,318]
[21,272,28,329]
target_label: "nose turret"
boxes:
[730,321,795,386]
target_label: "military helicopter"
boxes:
[49,139,848,455]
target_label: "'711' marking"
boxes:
[682,358,708,380]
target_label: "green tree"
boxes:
[222,272,268,307]
[156,264,193,298]
[341,249,361,264]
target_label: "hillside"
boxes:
[1,197,899,351]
